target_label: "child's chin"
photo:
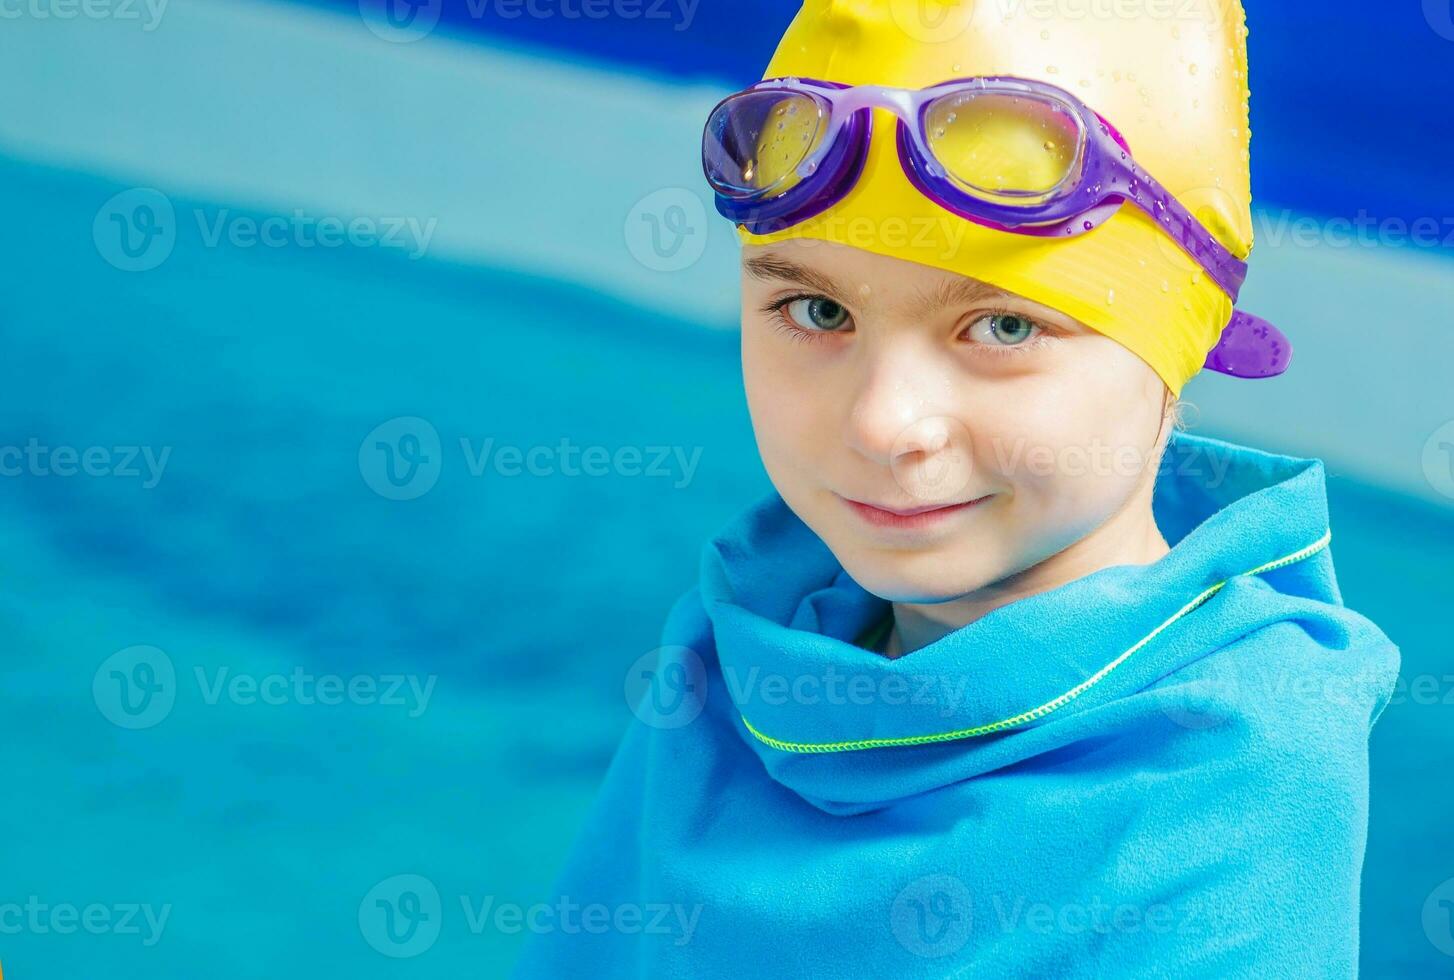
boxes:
[841,555,1003,605]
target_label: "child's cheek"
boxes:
[740,323,829,493]
[973,371,1164,532]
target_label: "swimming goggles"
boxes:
[702,75,1291,380]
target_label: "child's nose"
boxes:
[842,345,960,467]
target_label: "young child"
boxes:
[514,2,1399,975]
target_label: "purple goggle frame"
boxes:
[703,76,1291,380]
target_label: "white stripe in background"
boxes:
[0,0,740,320]
[1,0,1450,508]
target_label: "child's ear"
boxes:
[1155,386,1183,451]
[1170,393,1199,434]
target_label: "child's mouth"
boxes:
[838,493,993,531]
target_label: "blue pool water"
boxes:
[1,156,1450,977]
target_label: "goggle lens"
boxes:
[922,91,1082,205]
[703,91,826,199]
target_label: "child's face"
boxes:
[740,239,1170,603]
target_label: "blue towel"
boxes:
[513,431,1399,978]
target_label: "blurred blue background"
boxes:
[0,0,1451,976]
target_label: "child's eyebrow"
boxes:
[905,276,1018,320]
[745,254,1015,317]
[743,255,847,297]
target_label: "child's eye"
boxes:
[962,312,1044,349]
[778,295,852,334]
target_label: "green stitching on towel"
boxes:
[740,529,1333,755]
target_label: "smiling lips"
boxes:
[840,493,992,530]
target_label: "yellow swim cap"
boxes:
[735,0,1255,396]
